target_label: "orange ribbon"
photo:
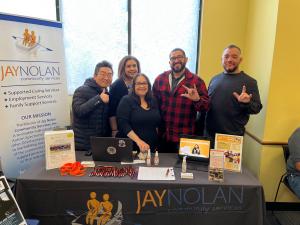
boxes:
[59,162,86,176]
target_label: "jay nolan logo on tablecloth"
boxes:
[135,186,244,214]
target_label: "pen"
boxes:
[166,168,169,176]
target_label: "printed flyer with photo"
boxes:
[208,149,224,182]
[214,133,243,172]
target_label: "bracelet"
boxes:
[60,162,86,176]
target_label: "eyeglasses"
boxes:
[98,72,113,78]
[135,82,148,86]
[170,55,185,62]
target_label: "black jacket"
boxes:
[72,78,110,150]
[109,78,128,117]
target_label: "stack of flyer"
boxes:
[44,130,76,170]
[208,149,224,182]
[214,133,243,172]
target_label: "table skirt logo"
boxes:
[135,186,244,214]
[71,192,123,225]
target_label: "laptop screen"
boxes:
[179,135,210,161]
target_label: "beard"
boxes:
[171,62,186,73]
[224,65,239,73]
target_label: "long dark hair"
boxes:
[118,56,141,79]
[130,73,156,109]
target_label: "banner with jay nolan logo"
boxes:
[0,13,69,178]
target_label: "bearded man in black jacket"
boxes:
[72,61,113,153]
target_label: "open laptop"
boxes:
[177,135,211,171]
[90,137,133,162]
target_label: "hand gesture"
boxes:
[137,140,150,153]
[233,85,252,103]
[100,89,109,103]
[181,84,200,101]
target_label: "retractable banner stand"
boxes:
[0,13,69,178]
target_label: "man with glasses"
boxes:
[153,48,209,153]
[72,61,113,155]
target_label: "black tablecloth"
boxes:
[16,152,266,225]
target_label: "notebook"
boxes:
[90,137,133,162]
[177,135,211,170]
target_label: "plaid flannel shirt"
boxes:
[153,69,209,143]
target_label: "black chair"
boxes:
[274,145,297,202]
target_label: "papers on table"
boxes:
[137,167,175,180]
[81,161,95,167]
[208,149,224,182]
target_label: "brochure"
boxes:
[208,149,224,182]
[214,133,243,172]
[44,130,76,170]
[0,176,27,225]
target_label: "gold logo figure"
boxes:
[98,193,113,225]
[86,192,100,225]
[29,30,36,47]
[85,192,113,225]
[22,28,37,47]
[22,28,30,46]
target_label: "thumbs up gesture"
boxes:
[233,85,252,103]
[100,89,109,103]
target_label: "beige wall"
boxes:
[241,0,279,201]
[198,0,249,84]
[264,0,300,141]
[242,0,278,139]
[259,0,300,201]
